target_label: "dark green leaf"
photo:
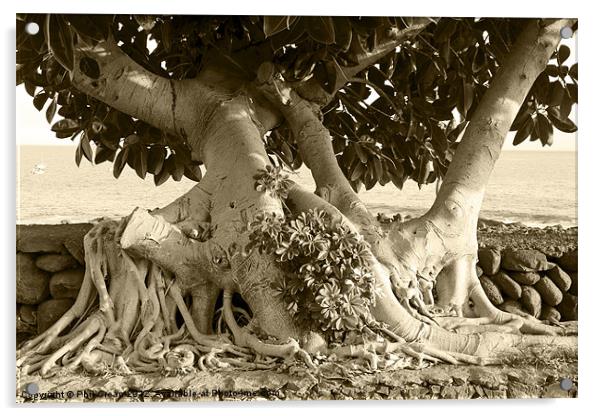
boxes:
[64,14,108,43]
[372,157,383,181]
[51,118,80,133]
[184,164,202,181]
[78,56,101,79]
[461,79,474,117]
[545,65,559,77]
[80,133,94,162]
[350,161,365,181]
[147,146,166,175]
[569,63,577,80]
[566,83,577,103]
[75,142,83,167]
[313,60,338,93]
[45,15,75,71]
[557,44,570,65]
[332,17,352,51]
[168,155,184,181]
[45,95,57,123]
[353,143,368,163]
[263,16,296,37]
[94,145,116,164]
[547,107,577,133]
[547,81,565,107]
[304,16,336,44]
[135,145,148,179]
[280,141,294,165]
[113,147,129,179]
[33,91,49,111]
[24,81,37,97]
[513,117,533,145]
[535,113,553,145]
[154,162,171,186]
[124,134,141,147]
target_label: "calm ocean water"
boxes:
[17,145,577,227]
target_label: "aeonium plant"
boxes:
[249,207,378,343]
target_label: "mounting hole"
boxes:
[24,22,40,35]
[559,378,573,391]
[560,26,573,39]
[25,382,39,395]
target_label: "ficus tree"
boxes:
[16,14,578,376]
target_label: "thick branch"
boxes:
[119,208,222,287]
[295,18,435,106]
[257,81,376,230]
[70,37,199,138]
[427,19,576,230]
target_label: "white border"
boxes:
[2,1,599,414]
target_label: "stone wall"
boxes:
[17,223,92,341]
[476,248,578,322]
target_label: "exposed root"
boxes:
[16,203,577,379]
[222,289,317,369]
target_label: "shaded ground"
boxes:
[16,356,577,402]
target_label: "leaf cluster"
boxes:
[248,208,377,343]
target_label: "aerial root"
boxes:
[222,289,317,369]
[34,313,104,377]
[434,316,522,334]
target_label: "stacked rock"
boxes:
[477,248,578,322]
[16,223,92,343]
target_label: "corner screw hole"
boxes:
[560,26,573,39]
[24,22,40,35]
[559,378,573,391]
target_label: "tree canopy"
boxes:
[16,15,577,189]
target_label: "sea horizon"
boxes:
[17,145,577,228]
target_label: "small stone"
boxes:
[558,250,578,272]
[17,304,37,333]
[501,249,549,272]
[17,223,93,254]
[508,271,541,285]
[557,292,578,321]
[546,265,572,292]
[93,376,127,394]
[35,254,78,273]
[17,253,50,305]
[478,248,501,275]
[468,368,504,389]
[37,298,74,333]
[64,239,86,265]
[49,268,85,299]
[153,377,183,391]
[534,276,563,306]
[490,271,522,300]
[499,299,529,316]
[479,275,504,305]
[568,272,578,296]
[475,265,484,277]
[127,375,150,391]
[540,305,562,322]
[520,286,542,318]
[426,372,452,386]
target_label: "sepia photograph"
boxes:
[14,9,579,403]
